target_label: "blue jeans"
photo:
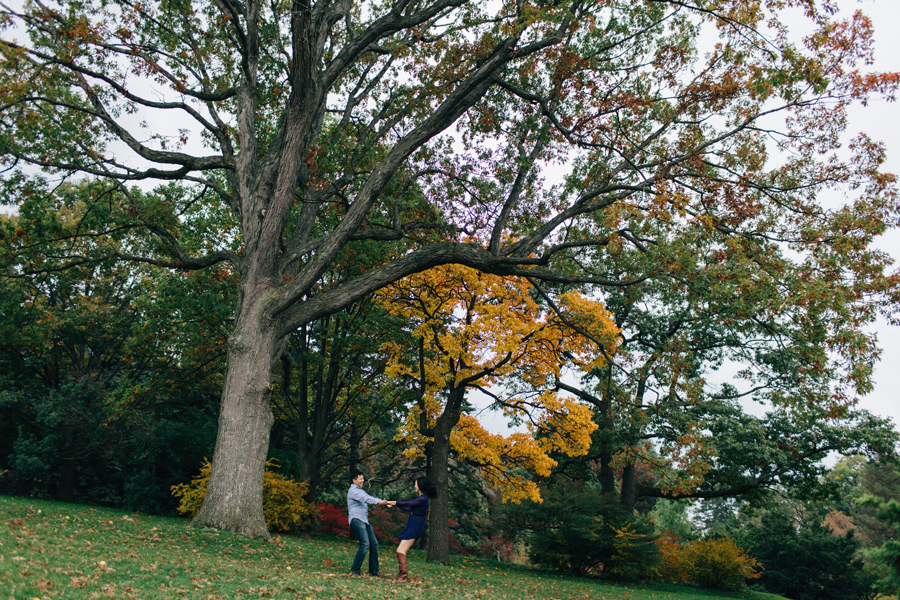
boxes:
[349,518,379,575]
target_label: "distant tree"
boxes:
[825,456,900,548]
[692,497,742,537]
[269,298,410,498]
[740,512,875,600]
[650,498,698,540]
[859,488,900,595]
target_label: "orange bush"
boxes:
[654,532,685,583]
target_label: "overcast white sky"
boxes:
[843,0,900,431]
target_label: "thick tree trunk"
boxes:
[191,303,278,538]
[348,421,361,477]
[297,427,321,498]
[620,460,637,513]
[426,425,452,564]
[424,383,465,563]
[597,387,617,497]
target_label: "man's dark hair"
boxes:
[351,470,364,481]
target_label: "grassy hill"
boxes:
[1,495,786,600]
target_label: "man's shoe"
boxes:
[350,571,363,577]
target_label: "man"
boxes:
[347,471,388,577]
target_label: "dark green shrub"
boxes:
[740,512,874,600]
[501,481,658,579]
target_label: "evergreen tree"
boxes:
[740,512,875,600]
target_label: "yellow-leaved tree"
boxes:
[377,264,619,563]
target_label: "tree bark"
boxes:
[620,460,637,513]
[426,424,452,564]
[597,383,617,497]
[191,296,278,538]
[425,385,465,564]
[348,420,361,478]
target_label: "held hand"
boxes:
[377,499,388,506]
[388,501,396,508]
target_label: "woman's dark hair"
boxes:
[416,476,438,498]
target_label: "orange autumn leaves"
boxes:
[377,264,619,503]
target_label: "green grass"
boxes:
[1,495,784,600]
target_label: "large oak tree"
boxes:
[1,0,897,537]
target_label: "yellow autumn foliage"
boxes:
[379,264,618,503]
[655,535,762,591]
[171,459,317,533]
[451,415,556,503]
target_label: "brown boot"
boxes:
[396,553,409,582]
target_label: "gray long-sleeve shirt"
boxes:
[347,484,382,525]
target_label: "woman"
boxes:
[389,476,437,582]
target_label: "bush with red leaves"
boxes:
[315,503,350,538]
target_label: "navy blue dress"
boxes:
[395,494,430,540]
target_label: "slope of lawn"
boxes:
[0,495,786,600]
